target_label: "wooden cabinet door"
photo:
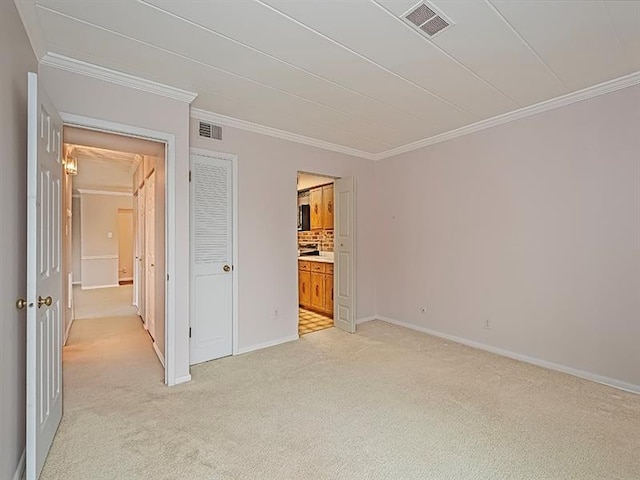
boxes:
[299,270,311,307]
[310,188,323,230]
[322,184,334,230]
[311,272,325,310]
[324,273,333,316]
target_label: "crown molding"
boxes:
[373,70,640,160]
[191,108,375,161]
[40,52,198,103]
[14,0,46,60]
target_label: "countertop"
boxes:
[298,255,334,264]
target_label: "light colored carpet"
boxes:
[72,285,137,320]
[40,319,640,480]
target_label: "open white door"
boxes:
[189,151,233,364]
[334,177,356,333]
[26,72,63,479]
[145,171,156,340]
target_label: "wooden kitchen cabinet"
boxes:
[324,273,334,315]
[310,188,323,230]
[322,184,334,230]
[299,269,311,308]
[299,259,333,317]
[311,272,325,310]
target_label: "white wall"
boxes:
[375,84,640,389]
[190,120,377,352]
[117,209,134,280]
[0,3,37,479]
[41,65,191,382]
[72,196,82,282]
[80,192,132,288]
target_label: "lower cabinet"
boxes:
[311,272,325,310]
[298,260,333,317]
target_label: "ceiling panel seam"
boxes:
[485,0,569,91]
[370,0,520,108]
[137,0,431,127]
[600,0,635,70]
[253,0,472,116]
[36,4,399,149]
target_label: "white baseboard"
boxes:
[81,284,119,290]
[236,334,299,355]
[13,449,25,480]
[72,281,82,285]
[173,374,192,385]
[356,315,376,325]
[376,315,640,395]
[153,342,165,368]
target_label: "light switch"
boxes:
[107,232,113,238]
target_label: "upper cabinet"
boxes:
[322,184,333,230]
[309,183,334,230]
[310,188,323,230]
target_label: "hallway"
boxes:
[40,315,163,479]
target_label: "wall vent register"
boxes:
[198,121,222,140]
[403,2,453,38]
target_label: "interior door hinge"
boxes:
[189,327,192,338]
[166,273,169,281]
[189,170,191,182]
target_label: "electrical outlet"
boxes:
[420,306,427,314]
[272,308,279,319]
[484,319,491,329]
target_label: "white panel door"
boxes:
[137,185,146,321]
[145,172,156,340]
[26,72,63,480]
[190,152,233,365]
[132,194,140,309]
[334,177,356,333]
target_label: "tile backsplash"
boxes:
[298,229,334,252]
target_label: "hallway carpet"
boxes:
[72,285,137,320]
[40,319,640,480]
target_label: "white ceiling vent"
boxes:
[199,121,222,140]
[403,2,453,38]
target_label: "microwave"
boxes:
[298,205,310,231]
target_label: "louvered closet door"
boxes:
[190,152,233,365]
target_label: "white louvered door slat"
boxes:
[190,152,233,365]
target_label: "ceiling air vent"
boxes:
[402,2,452,38]
[199,121,222,140]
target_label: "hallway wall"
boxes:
[0,3,37,480]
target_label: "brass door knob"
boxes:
[38,296,53,308]
[223,265,231,272]
[16,298,27,310]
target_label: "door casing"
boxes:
[60,113,181,385]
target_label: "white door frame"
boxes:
[190,147,239,355]
[295,172,357,333]
[60,112,177,385]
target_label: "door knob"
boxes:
[223,265,231,272]
[16,298,27,310]
[38,296,53,308]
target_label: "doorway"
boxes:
[62,126,167,369]
[296,172,335,336]
[297,171,357,336]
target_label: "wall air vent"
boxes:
[402,2,453,38]
[199,121,222,140]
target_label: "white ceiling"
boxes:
[17,0,640,156]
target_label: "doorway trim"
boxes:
[189,147,239,356]
[60,112,177,386]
